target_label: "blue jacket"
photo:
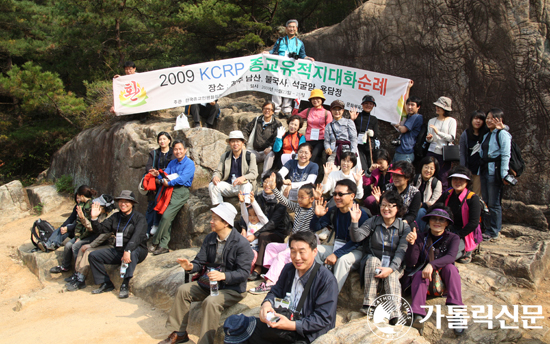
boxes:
[310,206,368,258]
[190,228,254,294]
[270,36,306,58]
[157,156,195,187]
[480,129,511,178]
[264,262,338,343]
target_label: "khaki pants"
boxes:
[75,244,113,276]
[166,281,245,344]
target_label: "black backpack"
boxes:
[30,219,55,247]
[495,130,525,177]
[414,123,429,161]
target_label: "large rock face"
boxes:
[302,0,550,205]
[0,180,31,226]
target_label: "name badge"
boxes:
[310,128,320,141]
[381,254,391,268]
[358,133,365,144]
[116,232,123,247]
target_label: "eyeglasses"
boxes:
[380,203,397,209]
[430,217,448,223]
[332,192,352,197]
[262,108,274,112]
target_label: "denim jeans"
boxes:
[481,173,502,237]
[392,152,414,164]
[46,227,69,247]
[415,207,428,232]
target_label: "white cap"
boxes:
[211,202,238,227]
[448,173,470,181]
[226,130,246,143]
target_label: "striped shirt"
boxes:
[273,188,315,233]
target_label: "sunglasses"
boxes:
[332,192,352,197]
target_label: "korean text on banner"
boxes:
[113,54,411,123]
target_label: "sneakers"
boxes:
[150,225,158,235]
[482,233,499,242]
[153,247,169,256]
[92,281,115,294]
[411,315,425,335]
[359,305,373,318]
[249,282,271,294]
[65,273,77,283]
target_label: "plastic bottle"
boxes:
[120,262,128,278]
[282,292,291,309]
[231,174,236,185]
[209,268,219,296]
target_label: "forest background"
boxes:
[0,0,366,185]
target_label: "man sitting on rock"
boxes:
[149,140,195,256]
[224,231,338,344]
[311,179,369,292]
[158,202,253,344]
[208,130,258,205]
[88,190,148,299]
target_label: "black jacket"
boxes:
[253,193,290,237]
[190,228,254,294]
[264,263,338,343]
[91,210,148,252]
[243,115,282,151]
[145,148,174,173]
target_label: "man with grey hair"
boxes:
[263,19,315,119]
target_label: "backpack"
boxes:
[30,219,55,247]
[495,130,525,177]
[414,122,429,161]
[413,174,438,194]
[221,150,252,177]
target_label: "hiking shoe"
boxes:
[119,284,129,299]
[50,266,70,274]
[157,331,189,344]
[64,273,77,283]
[66,280,86,291]
[153,247,169,256]
[411,315,425,335]
[359,305,373,317]
[37,241,48,253]
[249,282,271,294]
[482,233,492,241]
[92,281,115,294]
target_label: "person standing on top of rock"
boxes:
[350,95,380,170]
[311,179,369,292]
[88,190,148,299]
[223,231,338,344]
[149,140,195,256]
[242,100,282,174]
[393,91,423,164]
[209,130,258,205]
[263,19,315,119]
[109,60,150,123]
[159,202,253,344]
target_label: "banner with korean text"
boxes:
[113,54,411,123]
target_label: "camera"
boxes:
[503,174,518,186]
[287,52,299,60]
[391,139,401,146]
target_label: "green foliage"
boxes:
[55,174,74,194]
[33,202,43,215]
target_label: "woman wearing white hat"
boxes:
[425,96,457,189]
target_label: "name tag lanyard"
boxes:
[116,213,134,247]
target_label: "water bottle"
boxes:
[282,292,291,309]
[231,174,236,186]
[209,268,219,296]
[120,262,128,278]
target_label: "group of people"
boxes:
[37,17,517,344]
